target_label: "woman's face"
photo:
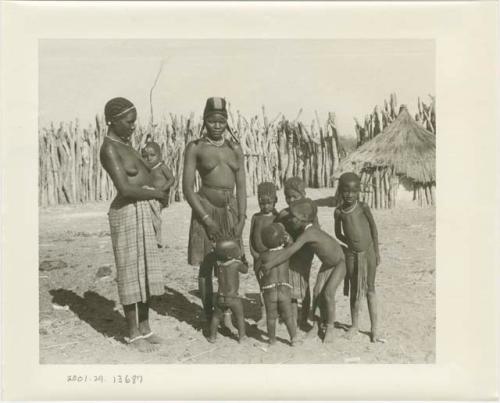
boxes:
[111,110,137,141]
[204,113,227,140]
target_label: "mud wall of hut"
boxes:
[39,110,342,207]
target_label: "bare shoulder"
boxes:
[228,140,242,151]
[99,139,117,163]
[359,201,372,213]
[227,140,244,161]
[185,139,202,151]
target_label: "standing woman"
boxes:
[100,97,168,352]
[182,97,247,323]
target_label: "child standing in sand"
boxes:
[334,172,382,343]
[141,141,175,247]
[257,223,299,346]
[208,238,249,343]
[249,182,279,326]
[263,198,346,344]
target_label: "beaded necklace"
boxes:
[341,200,358,214]
[204,136,225,147]
[106,135,133,148]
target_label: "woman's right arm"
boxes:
[100,143,164,200]
[182,142,208,219]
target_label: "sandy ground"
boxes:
[39,188,435,364]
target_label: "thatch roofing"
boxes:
[335,106,435,184]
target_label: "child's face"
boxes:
[289,215,307,232]
[341,181,360,206]
[284,189,304,206]
[141,146,161,168]
[258,195,276,214]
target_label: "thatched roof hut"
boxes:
[334,105,436,208]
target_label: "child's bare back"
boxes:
[214,258,246,297]
[260,250,290,286]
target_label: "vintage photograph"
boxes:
[38,39,436,364]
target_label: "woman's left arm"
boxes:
[234,143,247,237]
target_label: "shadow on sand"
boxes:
[50,289,127,343]
[149,286,205,332]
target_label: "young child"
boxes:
[263,198,346,344]
[257,223,299,346]
[334,172,382,343]
[249,182,279,326]
[275,177,318,328]
[208,237,249,343]
[141,141,175,247]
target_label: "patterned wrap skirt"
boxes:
[108,197,164,305]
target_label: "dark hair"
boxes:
[284,176,306,195]
[339,172,361,188]
[203,97,228,120]
[142,141,161,156]
[214,238,241,261]
[104,97,136,124]
[289,198,317,223]
[261,223,286,250]
[257,182,277,200]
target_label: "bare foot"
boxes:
[238,335,250,344]
[370,331,386,343]
[343,326,359,340]
[290,337,303,347]
[207,335,217,343]
[141,332,164,345]
[268,338,277,347]
[323,325,335,344]
[128,337,158,353]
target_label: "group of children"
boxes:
[139,139,382,347]
[210,175,382,347]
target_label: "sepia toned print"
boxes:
[38,39,436,364]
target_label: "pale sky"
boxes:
[39,39,434,138]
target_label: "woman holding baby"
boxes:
[100,97,168,352]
